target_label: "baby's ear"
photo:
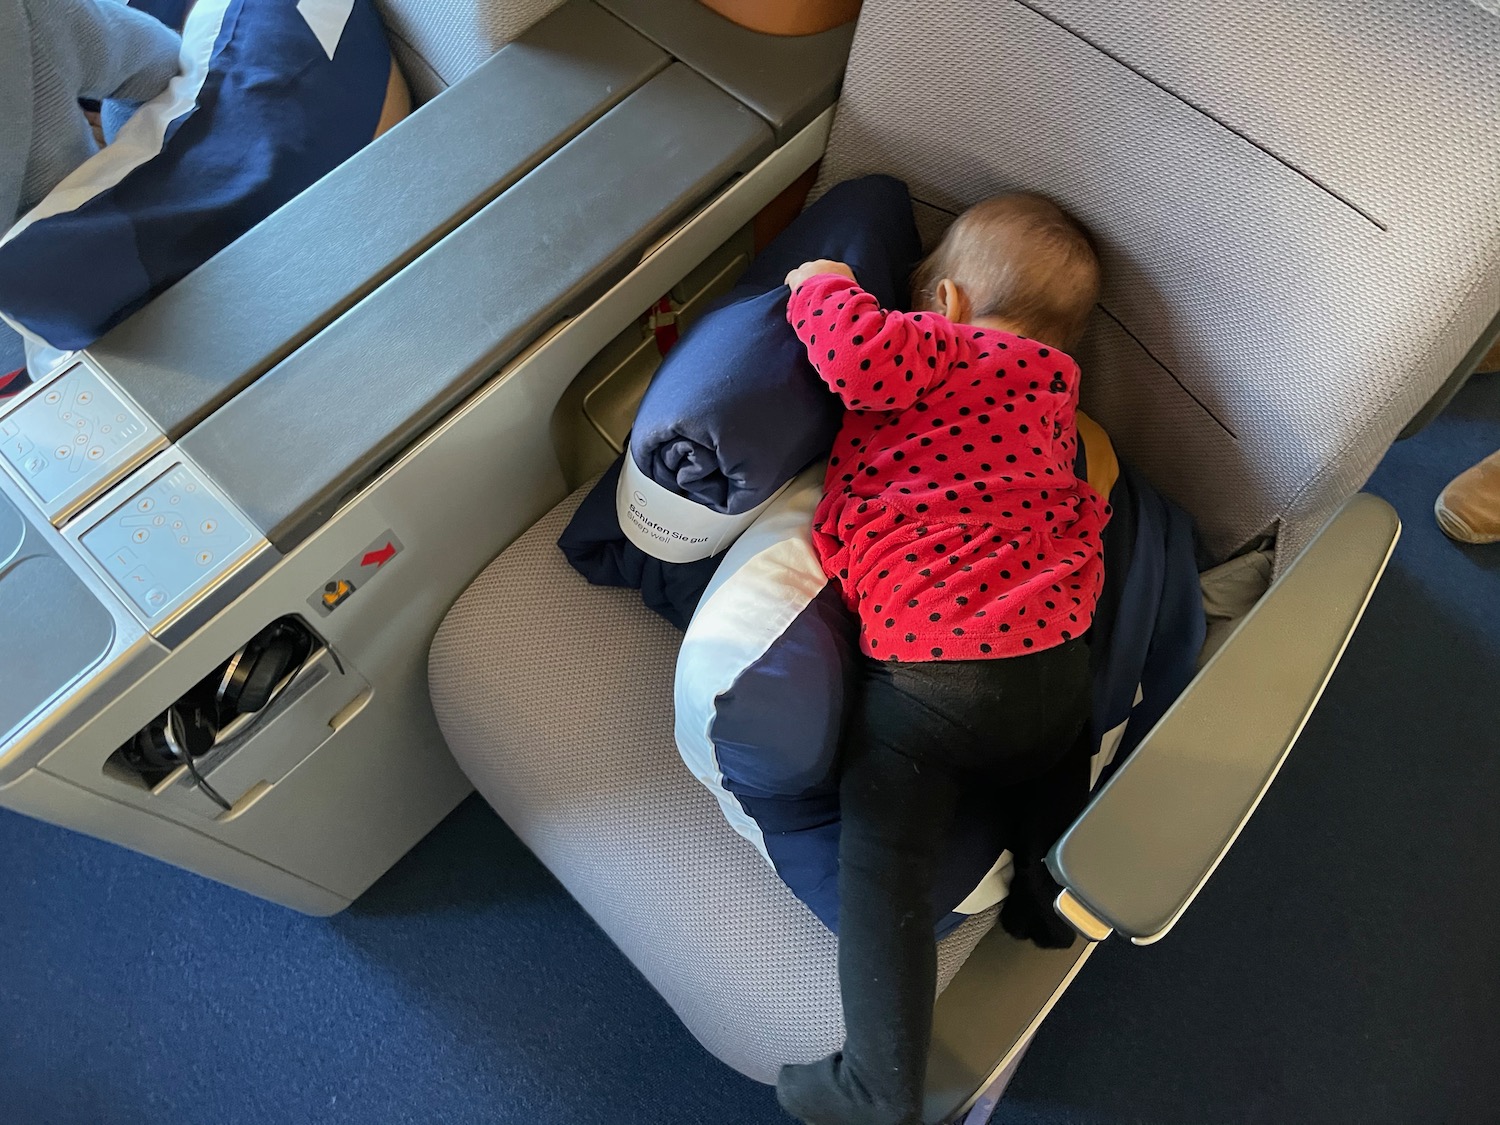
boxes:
[935,278,969,322]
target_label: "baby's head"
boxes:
[911,193,1100,352]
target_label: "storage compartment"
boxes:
[104,617,368,820]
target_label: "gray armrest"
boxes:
[1049,492,1401,944]
[181,64,771,551]
[88,0,667,436]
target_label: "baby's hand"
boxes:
[785,259,857,291]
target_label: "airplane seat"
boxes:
[429,1,1498,1120]
[815,0,1500,570]
[0,0,855,922]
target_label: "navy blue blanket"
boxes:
[628,174,922,514]
[556,456,723,630]
[1086,460,1205,779]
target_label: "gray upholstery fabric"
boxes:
[376,0,567,103]
[430,483,996,1083]
[817,0,1500,564]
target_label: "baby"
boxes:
[777,193,1108,1125]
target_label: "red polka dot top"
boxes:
[788,274,1110,663]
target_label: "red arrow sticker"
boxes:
[361,542,397,568]
[308,530,404,617]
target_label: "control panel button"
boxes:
[80,462,256,621]
[0,363,160,517]
[121,565,155,591]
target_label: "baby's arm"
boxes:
[785,265,959,412]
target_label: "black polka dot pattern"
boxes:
[789,274,1109,662]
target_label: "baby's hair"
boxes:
[911,193,1101,350]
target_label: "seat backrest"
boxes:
[817,0,1500,562]
[375,0,568,102]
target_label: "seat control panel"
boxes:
[79,461,258,626]
[0,361,162,523]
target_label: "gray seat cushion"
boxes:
[429,483,995,1082]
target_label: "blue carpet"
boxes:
[3,378,1497,1125]
[0,795,785,1125]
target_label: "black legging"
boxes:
[778,640,1093,1125]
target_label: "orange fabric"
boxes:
[1075,410,1119,501]
[1480,337,1500,374]
[698,0,860,36]
[374,60,411,139]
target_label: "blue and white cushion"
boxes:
[675,466,1014,937]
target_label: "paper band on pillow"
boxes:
[617,453,787,563]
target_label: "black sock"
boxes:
[777,1053,921,1125]
[1000,860,1077,949]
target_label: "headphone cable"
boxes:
[169,709,234,813]
[184,753,233,813]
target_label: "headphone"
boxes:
[122,619,315,810]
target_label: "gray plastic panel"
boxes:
[88,0,668,437]
[183,64,772,550]
[924,929,1092,1123]
[0,488,22,568]
[1049,493,1401,941]
[599,0,854,141]
[0,555,116,745]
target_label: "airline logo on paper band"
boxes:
[617,454,786,564]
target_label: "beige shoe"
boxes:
[1436,447,1500,544]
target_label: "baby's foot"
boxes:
[776,1053,920,1125]
[1000,861,1078,949]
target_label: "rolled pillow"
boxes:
[556,455,724,630]
[629,175,920,515]
[561,175,922,622]
[0,0,408,352]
